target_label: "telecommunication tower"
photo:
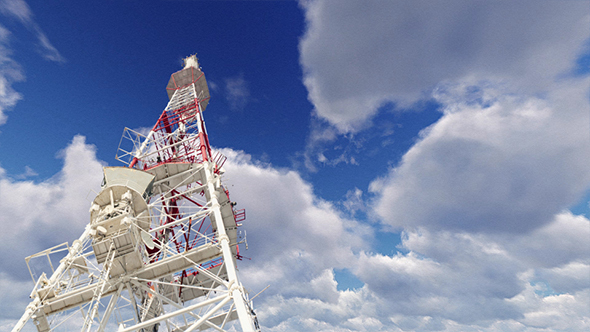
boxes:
[12,55,261,332]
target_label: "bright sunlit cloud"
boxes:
[299,0,590,133]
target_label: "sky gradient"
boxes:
[0,1,589,331]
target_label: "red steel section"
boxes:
[129,65,244,288]
[130,68,212,170]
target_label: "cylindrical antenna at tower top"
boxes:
[165,54,210,110]
[183,54,199,69]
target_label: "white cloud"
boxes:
[13,165,37,179]
[2,1,587,330]
[0,273,35,328]
[34,30,63,62]
[0,141,373,330]
[0,136,103,330]
[300,117,369,172]
[540,262,590,295]
[0,136,103,281]
[349,212,590,330]
[342,187,365,216]
[356,239,524,324]
[0,0,64,62]
[504,211,590,270]
[0,0,64,126]
[219,148,372,300]
[2,141,589,331]
[256,286,384,332]
[295,2,590,328]
[0,24,23,126]
[372,78,590,234]
[300,118,338,172]
[0,0,31,24]
[217,149,590,331]
[224,74,250,110]
[299,0,590,132]
[509,286,590,331]
[246,215,590,331]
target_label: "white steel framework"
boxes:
[12,55,260,332]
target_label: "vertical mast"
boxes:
[120,54,259,331]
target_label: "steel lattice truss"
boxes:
[13,56,260,332]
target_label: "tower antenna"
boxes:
[12,55,260,332]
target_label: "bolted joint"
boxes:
[227,280,243,296]
[218,234,230,244]
[229,284,242,295]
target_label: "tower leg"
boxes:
[204,161,258,332]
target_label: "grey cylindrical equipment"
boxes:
[165,55,210,112]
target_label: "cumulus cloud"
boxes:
[219,148,371,300]
[0,135,103,321]
[0,272,39,327]
[295,1,590,329]
[357,240,523,324]
[235,209,590,331]
[342,187,365,216]
[299,0,590,132]
[0,136,108,332]
[349,212,590,330]
[256,285,384,332]
[2,140,589,331]
[3,3,589,329]
[371,78,590,234]
[1,143,372,330]
[512,287,590,331]
[217,149,590,331]
[503,211,590,269]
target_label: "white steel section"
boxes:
[82,243,116,332]
[15,58,259,332]
[131,280,228,332]
[117,294,230,332]
[166,84,196,113]
[134,130,155,160]
[202,160,256,332]
[132,87,184,162]
[11,226,93,332]
[97,283,124,332]
[183,296,232,332]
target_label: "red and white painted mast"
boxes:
[12,55,260,332]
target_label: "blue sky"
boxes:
[1,1,589,331]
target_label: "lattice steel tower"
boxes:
[12,55,260,332]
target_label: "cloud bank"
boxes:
[220,148,371,299]
[299,0,590,132]
[371,78,590,233]
[295,0,590,330]
[0,136,103,327]
[1,139,589,331]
